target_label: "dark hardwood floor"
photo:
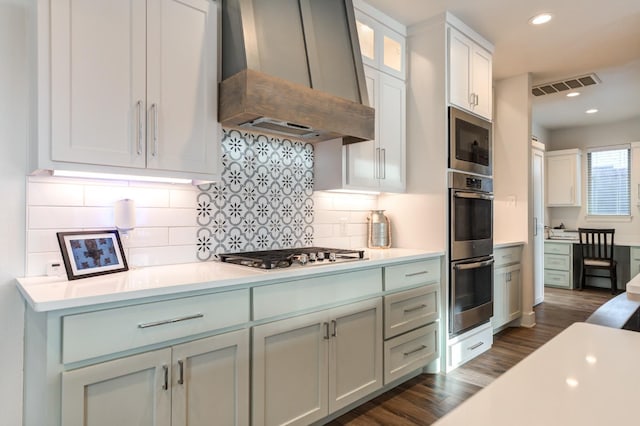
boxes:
[328,287,615,425]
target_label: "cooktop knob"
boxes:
[298,253,308,265]
[317,251,325,261]
[328,252,336,262]
[309,252,317,262]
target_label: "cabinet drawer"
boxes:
[631,247,640,261]
[62,289,250,364]
[544,253,571,271]
[544,269,571,288]
[544,243,571,255]
[384,284,438,339]
[494,246,522,267]
[384,258,441,291]
[384,323,438,384]
[448,324,492,367]
[253,268,382,320]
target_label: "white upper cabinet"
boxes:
[315,1,406,193]
[448,26,493,120]
[354,6,405,79]
[43,0,220,181]
[546,149,582,207]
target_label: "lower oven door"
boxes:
[450,255,494,336]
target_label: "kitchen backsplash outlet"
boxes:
[196,129,315,260]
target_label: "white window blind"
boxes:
[587,148,630,216]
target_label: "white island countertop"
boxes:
[435,322,640,426]
[16,248,442,312]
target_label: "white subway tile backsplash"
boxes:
[26,252,63,277]
[128,245,198,267]
[170,189,198,208]
[123,228,169,248]
[84,185,171,208]
[313,223,334,238]
[135,208,195,228]
[27,229,67,253]
[169,227,198,245]
[29,206,113,229]
[28,182,84,206]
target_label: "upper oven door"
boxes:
[449,107,492,176]
[450,189,493,260]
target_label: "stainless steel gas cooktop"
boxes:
[218,247,366,270]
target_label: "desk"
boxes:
[435,323,640,426]
[544,239,633,290]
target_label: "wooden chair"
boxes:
[578,228,618,294]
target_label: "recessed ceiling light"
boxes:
[529,13,553,25]
[586,108,599,114]
[566,92,580,97]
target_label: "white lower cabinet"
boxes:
[61,329,249,426]
[631,247,640,277]
[252,298,383,426]
[493,245,523,332]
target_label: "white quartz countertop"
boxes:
[626,272,640,301]
[546,238,640,246]
[494,241,525,249]
[435,322,640,426]
[16,248,442,312]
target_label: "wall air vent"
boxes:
[531,73,601,96]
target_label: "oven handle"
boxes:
[454,191,494,201]
[454,258,495,270]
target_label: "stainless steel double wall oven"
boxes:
[448,106,494,337]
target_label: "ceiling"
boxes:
[363,0,640,130]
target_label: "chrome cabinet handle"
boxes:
[136,100,143,155]
[469,93,475,106]
[403,345,427,357]
[405,270,428,278]
[161,364,168,390]
[331,320,337,337]
[375,148,381,179]
[323,322,330,340]
[138,313,204,329]
[403,304,427,314]
[151,103,158,157]
[177,360,184,385]
[381,148,386,179]
[469,341,484,351]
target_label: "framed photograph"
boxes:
[56,230,128,280]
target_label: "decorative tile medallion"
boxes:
[197,129,314,261]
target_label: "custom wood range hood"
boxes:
[219,0,375,144]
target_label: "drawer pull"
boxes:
[404,345,427,357]
[331,319,337,337]
[502,254,513,260]
[177,360,184,385]
[323,322,330,340]
[138,313,204,329]
[161,364,168,390]
[468,341,484,351]
[404,304,427,313]
[405,270,428,278]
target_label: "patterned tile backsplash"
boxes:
[196,129,315,260]
[24,130,378,276]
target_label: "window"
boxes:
[587,147,630,216]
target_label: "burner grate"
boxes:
[219,247,365,269]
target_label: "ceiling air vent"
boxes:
[531,73,601,96]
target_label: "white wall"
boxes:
[493,73,535,326]
[0,1,30,424]
[548,116,640,151]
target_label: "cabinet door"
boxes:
[252,311,329,426]
[378,73,406,192]
[172,329,249,426]
[492,266,507,330]
[546,154,580,206]
[50,0,146,168]
[61,348,171,426]
[328,298,383,412]
[448,28,472,112]
[471,46,492,120]
[146,0,219,174]
[344,65,378,189]
[507,267,522,322]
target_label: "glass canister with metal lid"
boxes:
[367,210,391,248]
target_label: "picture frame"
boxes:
[56,230,128,280]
